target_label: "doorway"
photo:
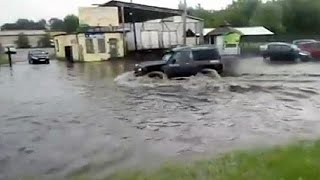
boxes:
[108,38,119,58]
[64,46,73,62]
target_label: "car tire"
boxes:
[201,69,221,78]
[146,71,168,80]
[46,60,50,64]
[29,60,33,64]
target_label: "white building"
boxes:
[124,15,203,51]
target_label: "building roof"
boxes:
[235,27,274,36]
[0,30,47,36]
[203,26,274,36]
[97,0,183,22]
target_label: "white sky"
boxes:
[0,0,232,25]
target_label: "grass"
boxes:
[102,140,320,180]
[0,54,8,64]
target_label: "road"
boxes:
[1,54,320,179]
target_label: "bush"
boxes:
[15,33,30,48]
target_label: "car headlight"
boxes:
[135,64,140,67]
[299,51,311,56]
[138,68,142,72]
[32,57,38,59]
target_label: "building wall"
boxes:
[54,33,124,62]
[79,7,119,27]
[54,34,79,61]
[0,35,44,48]
[125,21,203,51]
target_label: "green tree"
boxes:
[38,33,52,47]
[15,33,30,48]
[250,2,285,33]
[63,15,79,33]
[281,0,320,34]
[49,18,65,31]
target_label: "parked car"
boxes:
[297,41,320,59]
[261,42,311,61]
[292,39,317,46]
[134,46,223,78]
[28,50,50,64]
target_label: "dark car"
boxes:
[261,42,311,61]
[28,50,50,64]
[134,46,223,78]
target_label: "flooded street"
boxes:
[1,57,320,179]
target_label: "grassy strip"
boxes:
[102,140,320,180]
[0,54,8,64]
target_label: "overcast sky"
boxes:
[0,0,232,25]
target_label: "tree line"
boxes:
[184,0,320,35]
[1,15,79,33]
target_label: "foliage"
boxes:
[77,24,90,33]
[49,15,79,33]
[188,0,320,34]
[250,1,285,33]
[63,15,79,33]
[103,140,320,180]
[37,33,52,48]
[1,19,46,30]
[49,18,65,31]
[15,33,30,48]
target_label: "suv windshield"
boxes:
[31,50,47,55]
[162,53,173,62]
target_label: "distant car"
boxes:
[297,41,320,59]
[3,45,17,54]
[261,42,311,61]
[28,50,50,64]
[134,46,223,78]
[292,39,317,46]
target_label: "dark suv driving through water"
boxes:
[134,46,223,78]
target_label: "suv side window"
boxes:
[170,50,191,64]
[193,49,220,61]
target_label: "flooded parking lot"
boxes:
[1,56,320,179]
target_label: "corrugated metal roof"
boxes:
[234,26,274,36]
[203,26,273,36]
[0,30,46,36]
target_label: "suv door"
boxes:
[163,50,194,77]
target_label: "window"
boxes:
[268,45,291,52]
[98,39,106,53]
[171,51,191,63]
[225,44,237,48]
[85,38,94,54]
[193,49,220,61]
[55,40,59,52]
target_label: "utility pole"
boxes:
[182,0,187,45]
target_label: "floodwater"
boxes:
[1,56,320,179]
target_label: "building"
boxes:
[204,26,274,55]
[54,6,125,62]
[0,30,47,48]
[98,1,204,51]
[54,0,204,62]
[54,31,125,62]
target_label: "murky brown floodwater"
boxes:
[1,56,320,179]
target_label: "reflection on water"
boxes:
[1,58,320,179]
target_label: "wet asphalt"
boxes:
[1,52,320,179]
